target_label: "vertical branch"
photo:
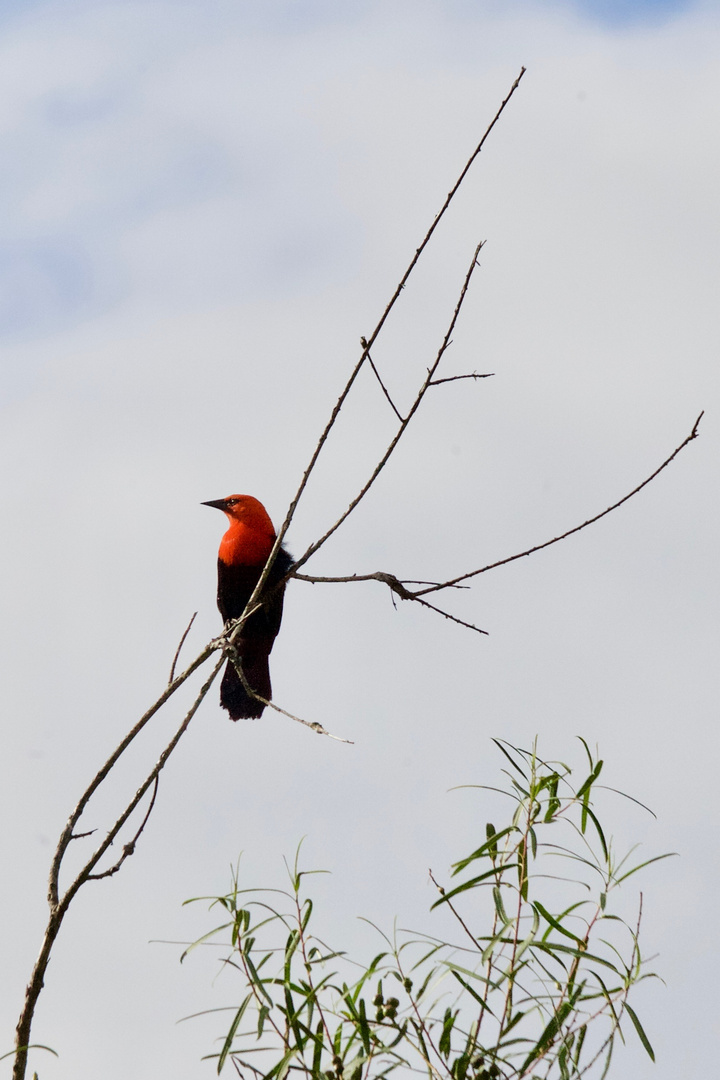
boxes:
[240,69,526,620]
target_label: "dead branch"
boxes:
[429,371,494,386]
[293,570,488,635]
[413,410,704,596]
[86,776,160,882]
[291,414,703,628]
[365,340,405,422]
[13,655,225,1080]
[236,67,526,628]
[290,240,486,576]
[224,644,354,743]
[169,612,197,685]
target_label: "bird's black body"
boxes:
[217,546,293,719]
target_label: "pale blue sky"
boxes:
[1,2,718,1079]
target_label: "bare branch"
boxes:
[86,776,160,882]
[413,411,705,597]
[48,639,219,910]
[292,571,488,635]
[13,654,224,1080]
[224,645,354,744]
[410,594,488,635]
[364,338,406,422]
[61,655,225,911]
[236,68,526,631]
[291,241,486,575]
[429,371,494,386]
[169,612,197,685]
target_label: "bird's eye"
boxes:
[226,498,238,507]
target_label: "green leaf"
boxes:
[576,760,603,801]
[452,827,515,874]
[582,805,608,861]
[217,995,252,1074]
[493,886,510,924]
[432,865,518,908]
[624,1003,655,1061]
[357,997,372,1056]
[533,902,585,947]
[614,851,677,886]
[519,1000,573,1072]
[492,739,529,778]
[312,1020,324,1076]
[439,1008,457,1059]
[244,951,273,1004]
[449,970,495,1014]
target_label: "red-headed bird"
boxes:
[202,494,293,720]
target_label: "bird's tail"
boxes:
[220,649,271,720]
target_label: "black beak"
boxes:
[201,499,228,511]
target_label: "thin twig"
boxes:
[292,570,488,634]
[291,242,486,575]
[48,639,219,909]
[364,339,406,422]
[86,776,160,881]
[169,612,197,685]
[429,371,494,386]
[224,646,354,744]
[428,870,480,950]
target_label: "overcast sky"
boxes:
[1,1,718,1078]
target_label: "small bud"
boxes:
[387,997,400,1008]
[375,1009,384,1023]
[372,993,384,1007]
[403,977,413,992]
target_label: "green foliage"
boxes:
[184,741,669,1079]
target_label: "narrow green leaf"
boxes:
[439,1008,457,1059]
[583,805,608,861]
[217,994,252,1074]
[534,902,585,947]
[577,736,594,770]
[244,951,273,1004]
[624,1003,655,1061]
[493,885,510,924]
[576,760,603,800]
[357,997,371,1056]
[449,970,495,1014]
[312,1020,324,1076]
[573,1023,587,1067]
[614,851,677,886]
[518,840,529,900]
[452,827,515,874]
[491,739,529,778]
[519,1000,573,1072]
[432,865,518,908]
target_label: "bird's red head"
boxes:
[202,494,277,566]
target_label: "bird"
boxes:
[202,494,293,719]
